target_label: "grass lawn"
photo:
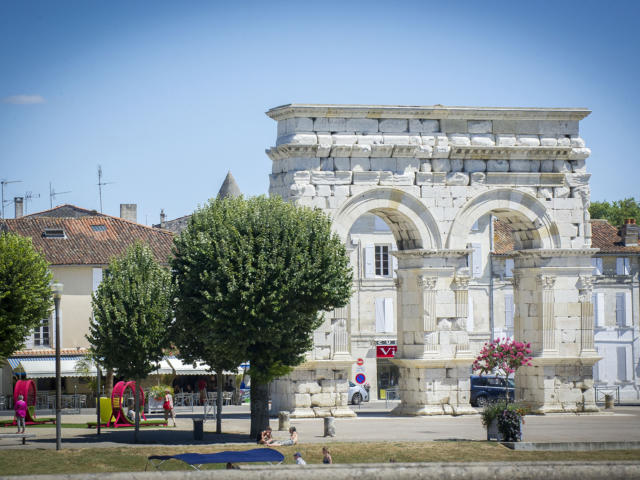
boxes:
[1,442,639,475]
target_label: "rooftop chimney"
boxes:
[160,209,166,228]
[621,218,639,247]
[14,197,24,218]
[120,204,137,223]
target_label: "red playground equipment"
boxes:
[12,379,53,425]
[108,380,146,427]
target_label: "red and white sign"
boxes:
[376,345,397,358]
[356,358,364,366]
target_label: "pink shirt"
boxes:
[15,400,27,418]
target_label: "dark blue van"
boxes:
[470,375,515,406]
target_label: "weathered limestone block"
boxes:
[350,185,372,196]
[415,145,433,158]
[446,172,469,186]
[328,196,348,208]
[565,173,590,187]
[540,136,558,146]
[468,120,492,134]
[570,147,591,160]
[432,145,451,158]
[333,157,350,170]
[371,157,396,171]
[510,159,530,172]
[396,158,420,174]
[420,160,432,172]
[554,160,572,173]
[331,145,352,157]
[311,392,335,407]
[336,381,348,393]
[554,186,571,198]
[409,119,440,133]
[450,159,463,172]
[351,144,372,157]
[314,117,346,132]
[288,157,321,172]
[449,133,471,146]
[294,393,311,407]
[557,136,571,146]
[486,159,509,172]
[516,134,540,146]
[371,144,394,157]
[496,134,516,146]
[320,379,336,393]
[571,159,586,173]
[333,185,349,197]
[421,135,436,146]
[346,118,378,133]
[290,184,316,197]
[332,134,357,145]
[538,187,554,199]
[356,134,383,145]
[471,172,486,184]
[441,119,467,132]
[380,173,415,186]
[416,173,433,185]
[334,171,353,184]
[529,160,540,172]
[379,119,408,132]
[320,158,334,171]
[297,381,321,394]
[277,133,317,146]
[541,160,554,172]
[464,159,486,172]
[570,136,586,147]
[353,171,380,185]
[316,185,331,197]
[470,134,495,146]
[311,172,336,185]
[350,158,371,171]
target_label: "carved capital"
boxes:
[451,275,470,291]
[577,275,594,301]
[536,274,556,290]
[417,275,438,290]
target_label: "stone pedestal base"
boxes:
[390,358,476,416]
[270,360,357,418]
[517,355,601,413]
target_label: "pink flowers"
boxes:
[473,338,533,378]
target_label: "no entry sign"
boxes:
[356,358,364,366]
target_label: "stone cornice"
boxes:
[266,104,591,121]
[393,249,471,259]
[515,248,600,258]
[449,145,572,160]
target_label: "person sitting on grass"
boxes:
[293,452,306,465]
[322,446,332,464]
[274,426,298,446]
[258,425,275,445]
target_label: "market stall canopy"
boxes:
[165,357,212,376]
[150,359,174,375]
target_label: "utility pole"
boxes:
[1,179,22,218]
[97,165,114,213]
[49,182,71,209]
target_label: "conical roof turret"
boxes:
[217,171,242,199]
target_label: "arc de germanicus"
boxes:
[266,104,599,417]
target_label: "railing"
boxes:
[595,385,621,405]
[384,388,399,408]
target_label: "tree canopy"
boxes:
[589,198,640,227]
[87,242,173,441]
[0,232,52,365]
[171,196,352,436]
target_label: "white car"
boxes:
[348,381,369,405]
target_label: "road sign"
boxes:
[356,358,364,366]
[355,373,366,384]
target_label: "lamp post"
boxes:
[52,282,63,451]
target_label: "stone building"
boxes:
[265,103,600,416]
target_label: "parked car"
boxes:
[348,381,369,405]
[470,375,514,407]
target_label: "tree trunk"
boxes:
[216,379,223,434]
[134,379,140,444]
[250,381,269,439]
[105,369,114,397]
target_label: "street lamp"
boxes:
[52,282,63,451]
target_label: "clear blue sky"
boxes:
[1,0,638,223]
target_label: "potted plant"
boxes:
[473,338,532,441]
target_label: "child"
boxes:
[14,394,27,434]
[163,389,176,427]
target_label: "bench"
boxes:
[0,433,36,445]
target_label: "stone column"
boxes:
[418,275,439,355]
[452,275,469,320]
[537,274,557,353]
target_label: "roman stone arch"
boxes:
[266,104,599,417]
[333,187,442,251]
[447,188,561,250]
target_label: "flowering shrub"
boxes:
[497,408,522,442]
[473,338,533,378]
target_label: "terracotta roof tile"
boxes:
[2,206,174,265]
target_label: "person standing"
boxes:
[163,388,176,427]
[14,394,27,434]
[293,452,306,465]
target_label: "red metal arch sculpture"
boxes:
[109,380,146,427]
[13,379,37,423]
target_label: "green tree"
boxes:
[87,242,173,442]
[0,232,52,365]
[172,196,352,437]
[590,198,640,226]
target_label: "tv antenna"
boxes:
[1,179,22,218]
[49,182,71,208]
[97,165,115,213]
[24,191,41,215]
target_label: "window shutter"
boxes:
[92,268,103,291]
[594,345,602,382]
[592,257,603,275]
[467,296,474,332]
[616,258,625,275]
[504,294,514,329]
[391,244,398,278]
[617,346,628,381]
[505,259,514,278]
[624,257,631,275]
[375,298,385,333]
[625,291,632,327]
[471,243,482,278]
[596,293,605,327]
[616,293,625,327]
[364,245,375,278]
[384,298,394,333]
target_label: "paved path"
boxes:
[1,402,639,449]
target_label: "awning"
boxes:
[166,357,212,376]
[13,357,97,378]
[150,359,174,375]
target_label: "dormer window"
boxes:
[91,224,107,232]
[42,228,66,238]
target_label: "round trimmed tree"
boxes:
[172,195,352,437]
